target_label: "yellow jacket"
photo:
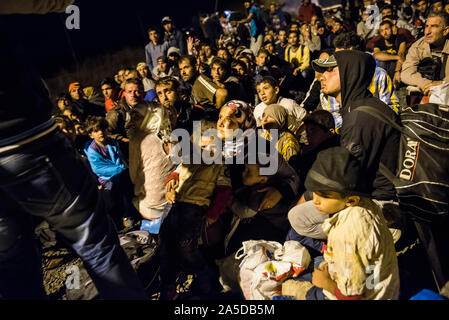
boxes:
[285,44,310,72]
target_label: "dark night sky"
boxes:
[11,0,242,78]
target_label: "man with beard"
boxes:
[374,20,407,83]
[155,77,194,133]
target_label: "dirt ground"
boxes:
[39,221,438,301]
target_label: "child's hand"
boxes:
[257,187,282,211]
[312,263,336,293]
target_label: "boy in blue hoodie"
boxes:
[84,116,138,229]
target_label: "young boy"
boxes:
[283,147,400,300]
[84,116,138,229]
[254,76,307,136]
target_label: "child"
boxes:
[254,76,307,137]
[83,116,138,229]
[158,120,232,300]
[282,147,400,300]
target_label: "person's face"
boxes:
[227,45,236,56]
[264,34,274,42]
[256,52,269,67]
[57,98,69,111]
[69,87,81,100]
[125,70,139,81]
[203,45,212,57]
[312,191,349,215]
[217,49,229,61]
[300,24,310,35]
[278,30,287,43]
[242,164,268,186]
[416,0,427,13]
[403,12,412,20]
[264,43,275,54]
[156,83,179,108]
[149,30,159,43]
[74,123,85,136]
[118,70,125,82]
[101,84,113,99]
[333,22,342,32]
[269,4,276,13]
[305,123,333,151]
[89,129,107,145]
[321,66,341,98]
[233,64,246,77]
[179,59,196,82]
[211,63,226,83]
[445,4,449,15]
[317,25,325,35]
[381,8,392,17]
[157,59,168,72]
[290,24,299,32]
[432,1,444,13]
[124,83,143,107]
[244,1,251,9]
[362,11,370,22]
[380,23,392,40]
[311,15,318,26]
[288,32,299,45]
[137,65,148,78]
[240,57,251,71]
[424,16,449,45]
[217,106,240,139]
[256,82,279,105]
[163,22,173,32]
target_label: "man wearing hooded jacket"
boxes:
[314,51,400,202]
[287,51,401,271]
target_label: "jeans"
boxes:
[285,227,325,255]
[0,129,147,299]
[287,200,329,240]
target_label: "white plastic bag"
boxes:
[236,240,311,300]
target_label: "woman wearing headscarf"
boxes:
[213,100,300,256]
[261,103,300,161]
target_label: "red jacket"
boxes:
[298,4,319,23]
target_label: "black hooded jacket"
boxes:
[335,50,400,201]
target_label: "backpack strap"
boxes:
[356,105,404,133]
[356,105,403,185]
